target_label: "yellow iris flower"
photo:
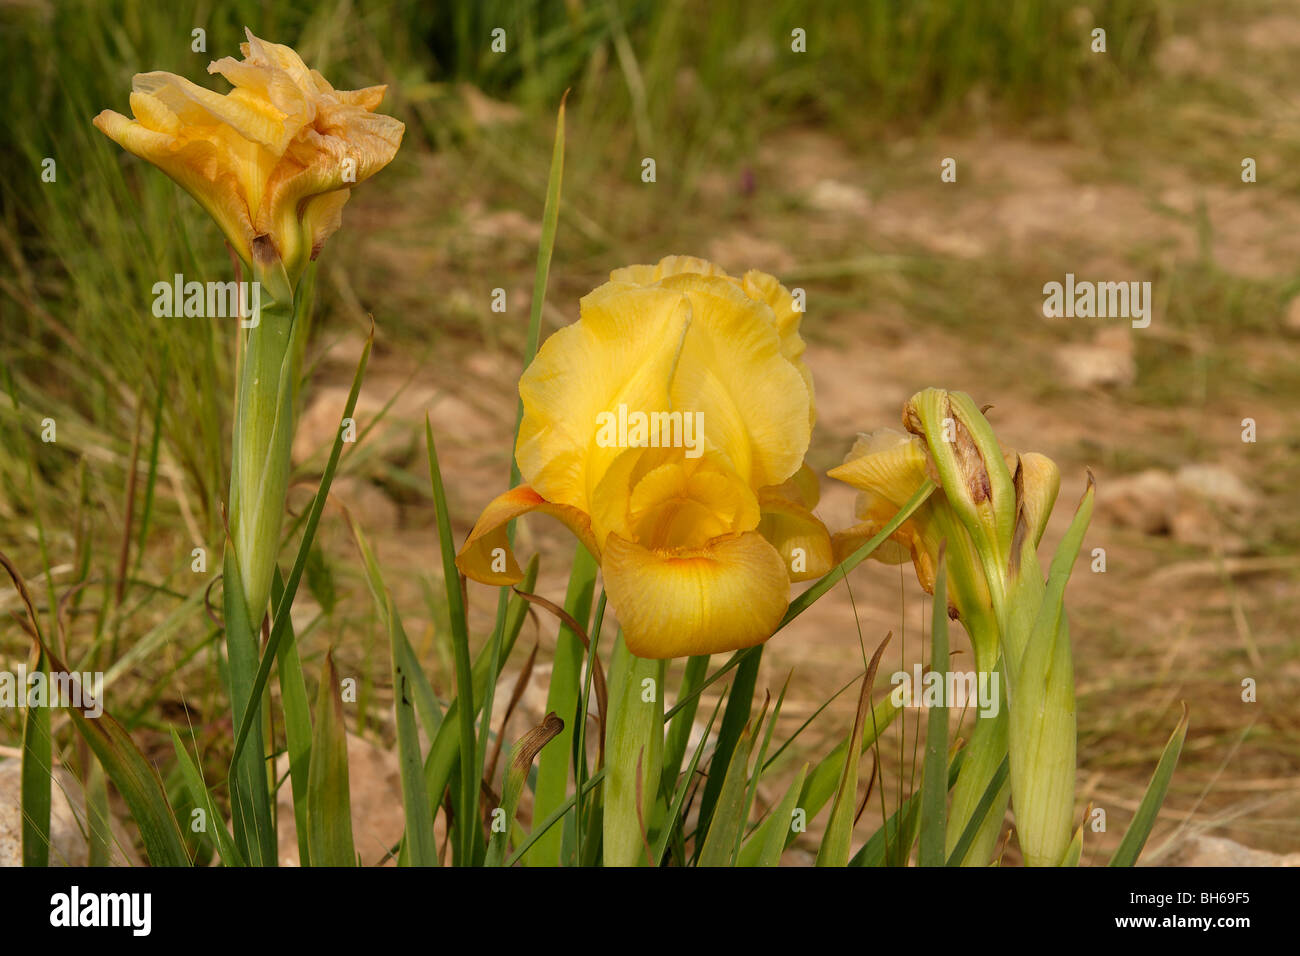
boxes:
[93,29,404,284]
[457,256,831,658]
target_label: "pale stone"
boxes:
[1055,328,1136,389]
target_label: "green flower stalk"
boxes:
[95,31,404,865]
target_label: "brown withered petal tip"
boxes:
[511,711,565,775]
[252,233,279,265]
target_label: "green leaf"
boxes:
[21,649,51,867]
[603,634,665,867]
[735,680,788,864]
[698,721,757,867]
[425,417,478,864]
[1108,703,1189,867]
[1008,479,1093,866]
[271,569,313,869]
[170,728,245,866]
[347,517,439,866]
[303,543,337,614]
[747,763,809,867]
[694,645,761,853]
[735,691,898,867]
[661,655,708,798]
[946,755,1009,866]
[525,542,597,866]
[421,557,538,839]
[852,750,965,867]
[227,322,373,790]
[306,651,355,867]
[511,93,567,487]
[1061,824,1084,867]
[919,551,950,867]
[652,693,724,866]
[500,89,568,867]
[817,633,892,866]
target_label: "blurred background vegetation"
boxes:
[2,0,1297,864]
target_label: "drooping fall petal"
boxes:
[455,485,600,585]
[602,532,790,658]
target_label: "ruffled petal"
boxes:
[455,485,599,585]
[756,490,833,581]
[93,107,260,261]
[741,269,816,427]
[659,273,810,488]
[94,30,403,280]
[826,428,931,511]
[516,282,690,512]
[603,531,790,658]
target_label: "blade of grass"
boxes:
[817,632,892,866]
[425,417,478,864]
[661,654,708,795]
[734,680,789,865]
[652,692,724,866]
[1108,702,1190,867]
[271,569,313,869]
[2,551,190,867]
[421,557,538,830]
[20,647,51,867]
[525,541,597,866]
[852,749,966,867]
[170,727,245,866]
[698,720,757,867]
[347,515,439,866]
[510,92,567,488]
[694,645,761,854]
[746,763,809,867]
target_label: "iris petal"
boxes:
[602,531,790,658]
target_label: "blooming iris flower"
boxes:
[457,256,831,658]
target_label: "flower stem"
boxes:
[603,635,665,867]
[224,285,300,866]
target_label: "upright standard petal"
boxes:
[516,282,691,513]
